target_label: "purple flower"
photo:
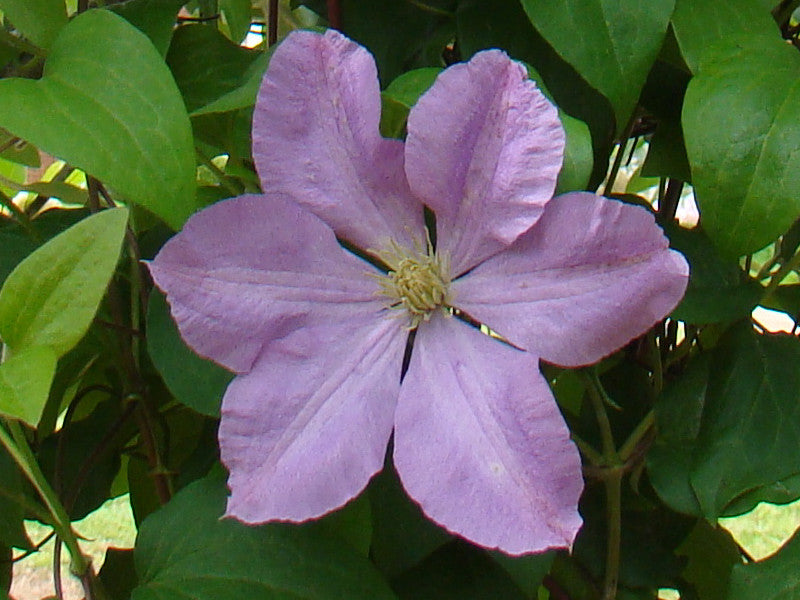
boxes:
[149,30,689,554]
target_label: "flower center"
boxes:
[374,238,450,327]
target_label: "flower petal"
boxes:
[405,50,564,275]
[394,314,583,554]
[452,192,690,367]
[253,30,425,252]
[149,194,382,373]
[221,313,407,523]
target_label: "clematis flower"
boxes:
[149,29,689,554]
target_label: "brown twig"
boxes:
[268,0,279,46]
[327,0,342,30]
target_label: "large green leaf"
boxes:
[0,0,67,49]
[728,528,800,599]
[0,345,56,426]
[519,0,674,132]
[146,290,232,417]
[0,10,197,229]
[0,208,128,358]
[683,37,800,258]
[132,471,398,600]
[648,323,800,519]
[166,23,272,116]
[671,0,779,73]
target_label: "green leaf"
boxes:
[384,67,442,107]
[340,0,455,85]
[676,520,742,600]
[109,0,186,57]
[0,446,31,549]
[556,114,593,193]
[648,323,800,519]
[0,208,128,357]
[0,133,39,168]
[728,527,800,599]
[666,224,762,323]
[0,10,197,229]
[0,345,56,426]
[220,0,253,43]
[305,494,373,558]
[369,463,451,579]
[0,0,67,49]
[519,0,675,132]
[683,37,800,258]
[671,0,779,73]
[99,548,138,600]
[146,290,233,417]
[131,471,398,600]
[167,23,272,116]
[392,541,527,600]
[489,550,554,598]
[380,68,442,139]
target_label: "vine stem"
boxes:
[602,469,623,600]
[0,421,90,577]
[582,370,623,600]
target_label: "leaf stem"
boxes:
[618,410,655,463]
[0,420,90,577]
[581,370,618,461]
[762,248,800,301]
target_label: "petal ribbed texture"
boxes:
[452,192,690,366]
[221,314,407,522]
[253,29,425,253]
[149,194,382,373]
[405,50,564,276]
[394,314,583,554]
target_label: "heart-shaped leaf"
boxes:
[0,10,197,229]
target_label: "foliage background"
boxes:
[0,0,799,599]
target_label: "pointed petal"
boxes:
[253,30,424,252]
[405,50,564,275]
[453,193,690,367]
[394,314,583,554]
[221,313,407,523]
[149,194,382,373]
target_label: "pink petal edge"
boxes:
[405,49,564,276]
[222,313,408,523]
[452,192,690,366]
[149,194,383,374]
[253,29,425,254]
